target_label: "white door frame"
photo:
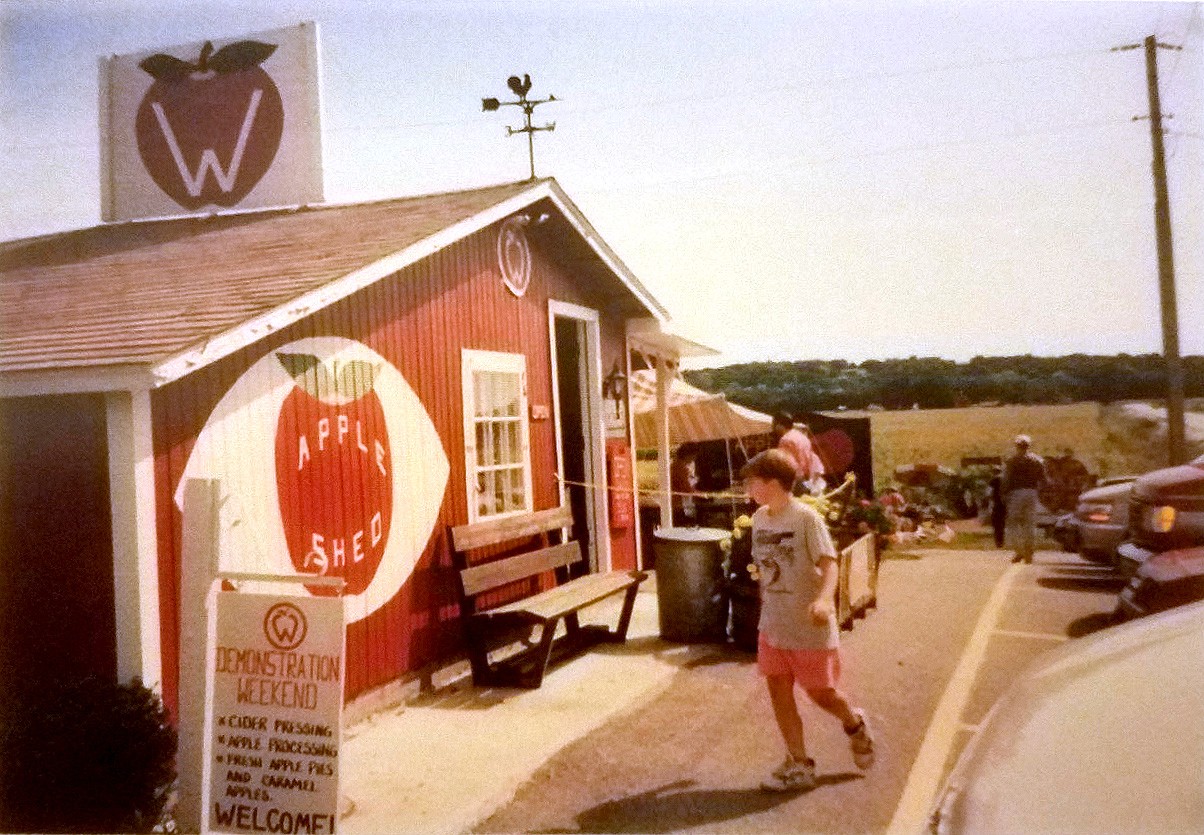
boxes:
[547,300,610,572]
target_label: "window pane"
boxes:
[474,370,521,417]
[507,468,526,513]
[498,418,512,467]
[507,382,522,417]
[477,471,497,518]
[473,372,493,419]
[494,469,509,514]
[496,373,520,417]
[476,422,494,467]
[506,421,522,465]
[478,371,506,418]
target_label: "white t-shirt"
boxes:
[752,498,839,650]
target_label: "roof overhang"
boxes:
[626,318,719,364]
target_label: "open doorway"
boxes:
[549,302,608,574]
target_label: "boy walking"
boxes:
[740,449,875,791]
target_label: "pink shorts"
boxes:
[757,636,842,690]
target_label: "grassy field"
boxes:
[864,400,1204,489]
[636,400,1203,495]
[866,402,1110,487]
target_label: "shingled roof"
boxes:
[0,178,664,394]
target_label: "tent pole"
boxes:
[656,357,673,528]
[724,437,736,518]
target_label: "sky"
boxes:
[1,0,1201,367]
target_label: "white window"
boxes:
[462,350,533,521]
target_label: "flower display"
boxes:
[845,497,898,537]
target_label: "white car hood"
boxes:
[933,601,1204,834]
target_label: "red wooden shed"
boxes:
[0,178,696,715]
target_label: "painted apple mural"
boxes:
[135,39,284,210]
[175,338,450,623]
[275,352,394,597]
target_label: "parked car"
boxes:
[1115,453,1204,578]
[1051,512,1078,551]
[1115,545,1204,621]
[1050,476,1136,556]
[928,600,1204,834]
[1070,478,1134,564]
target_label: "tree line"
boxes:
[683,354,1204,413]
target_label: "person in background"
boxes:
[740,449,876,792]
[1002,435,1046,563]
[670,442,700,526]
[770,412,825,495]
[988,468,1007,549]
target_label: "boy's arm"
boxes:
[809,554,839,624]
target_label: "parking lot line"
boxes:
[886,563,1022,835]
[993,628,1068,642]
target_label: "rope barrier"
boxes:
[555,475,745,501]
[553,472,857,503]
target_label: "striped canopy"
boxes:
[629,369,772,448]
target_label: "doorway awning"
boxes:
[629,369,771,448]
[626,318,718,364]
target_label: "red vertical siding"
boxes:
[152,213,636,710]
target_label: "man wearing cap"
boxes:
[1002,434,1046,564]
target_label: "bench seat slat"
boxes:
[451,506,572,552]
[478,571,645,622]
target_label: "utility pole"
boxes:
[1114,35,1186,465]
[481,74,558,181]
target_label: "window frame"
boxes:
[461,349,534,523]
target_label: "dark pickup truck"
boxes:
[1116,452,1204,578]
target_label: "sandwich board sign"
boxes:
[99,22,323,222]
[206,591,344,834]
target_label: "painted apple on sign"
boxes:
[135,39,284,210]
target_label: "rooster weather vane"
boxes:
[481,74,558,180]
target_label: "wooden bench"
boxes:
[450,505,648,688]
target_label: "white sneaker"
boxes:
[760,756,817,792]
[847,710,875,770]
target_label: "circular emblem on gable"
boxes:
[497,217,532,297]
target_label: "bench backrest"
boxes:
[459,541,580,597]
[450,504,572,552]
[450,504,579,599]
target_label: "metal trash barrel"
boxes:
[653,527,730,642]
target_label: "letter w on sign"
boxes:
[151,89,263,196]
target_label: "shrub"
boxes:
[0,676,176,833]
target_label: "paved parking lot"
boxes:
[341,544,1124,834]
[888,552,1122,834]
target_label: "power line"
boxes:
[0,43,1156,152]
[571,116,1133,196]
[561,46,1113,119]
